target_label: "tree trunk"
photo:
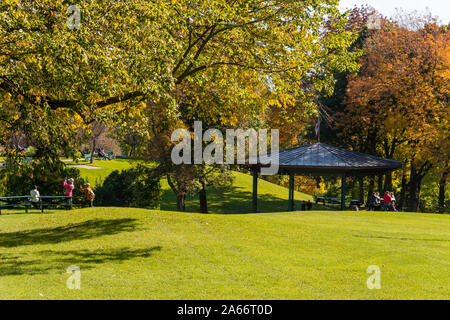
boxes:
[384,172,392,192]
[199,179,208,213]
[408,163,422,212]
[367,176,374,203]
[315,177,320,188]
[407,162,431,212]
[90,139,96,164]
[176,194,186,211]
[167,174,187,212]
[382,136,401,193]
[438,168,448,213]
[399,173,407,210]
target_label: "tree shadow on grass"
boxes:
[0,246,161,276]
[43,246,162,264]
[0,218,139,248]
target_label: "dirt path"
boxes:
[69,165,104,169]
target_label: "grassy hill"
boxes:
[0,159,448,299]
[0,208,448,299]
[69,159,313,213]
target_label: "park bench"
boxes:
[299,201,313,211]
[0,196,32,214]
[84,152,115,161]
[0,195,73,214]
[367,199,385,211]
[350,199,364,210]
[83,153,102,161]
[97,151,115,160]
[39,196,73,212]
[315,196,341,206]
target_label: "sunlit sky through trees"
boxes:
[339,0,450,24]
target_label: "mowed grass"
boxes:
[0,159,448,299]
[66,158,139,186]
[0,208,448,299]
[71,159,313,213]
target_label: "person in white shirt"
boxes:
[30,185,40,208]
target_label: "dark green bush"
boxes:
[94,164,161,209]
[0,158,86,203]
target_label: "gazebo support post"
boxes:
[288,173,295,211]
[378,174,383,195]
[341,174,346,211]
[252,167,258,213]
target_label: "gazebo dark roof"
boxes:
[249,143,403,212]
[253,142,402,175]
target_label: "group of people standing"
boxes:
[29,178,95,208]
[368,191,398,212]
[63,178,95,207]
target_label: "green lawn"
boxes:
[0,159,448,299]
[0,208,448,299]
[66,158,139,186]
[70,159,313,213]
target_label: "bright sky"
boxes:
[339,0,450,24]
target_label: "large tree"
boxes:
[0,0,173,158]
[142,0,359,209]
[337,13,449,211]
[1,1,359,210]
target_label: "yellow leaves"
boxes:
[268,98,282,108]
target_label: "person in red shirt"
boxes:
[63,178,75,209]
[63,178,75,196]
[383,191,392,211]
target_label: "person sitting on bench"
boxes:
[368,192,381,211]
[30,185,40,208]
[383,191,392,211]
[390,191,398,212]
[98,148,111,160]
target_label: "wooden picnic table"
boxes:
[349,199,365,210]
[0,195,73,214]
[39,196,73,212]
[315,196,341,206]
[0,196,32,214]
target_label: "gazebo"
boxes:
[250,142,402,212]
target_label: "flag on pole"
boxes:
[315,116,320,140]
